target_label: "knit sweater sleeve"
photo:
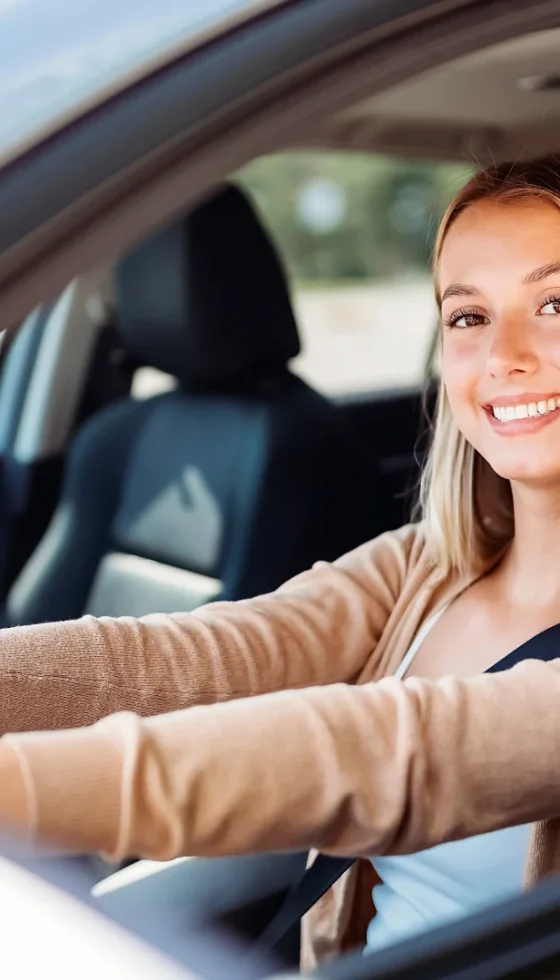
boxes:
[0,526,417,734]
[4,658,560,863]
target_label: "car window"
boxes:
[238,151,469,396]
[131,151,469,402]
[0,0,285,165]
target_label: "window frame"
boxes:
[1,0,559,334]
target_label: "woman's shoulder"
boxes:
[332,521,434,603]
[335,521,429,571]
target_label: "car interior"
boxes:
[0,177,433,624]
[1,182,385,625]
[5,13,560,980]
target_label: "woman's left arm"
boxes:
[2,658,560,861]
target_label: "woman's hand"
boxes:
[0,742,29,839]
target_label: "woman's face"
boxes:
[440,196,560,486]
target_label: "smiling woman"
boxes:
[423,158,560,579]
[7,155,560,974]
[0,0,282,163]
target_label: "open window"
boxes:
[239,151,465,396]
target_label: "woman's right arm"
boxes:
[4,653,560,865]
[0,526,416,734]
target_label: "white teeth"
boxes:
[491,398,560,422]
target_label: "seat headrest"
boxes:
[115,184,301,389]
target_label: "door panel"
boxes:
[94,851,307,973]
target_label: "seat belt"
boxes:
[258,621,560,957]
[255,854,355,954]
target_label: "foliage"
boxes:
[238,152,471,284]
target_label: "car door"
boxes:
[317,873,560,979]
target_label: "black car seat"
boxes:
[6,184,382,624]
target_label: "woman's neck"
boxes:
[499,483,560,608]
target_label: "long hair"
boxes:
[421,155,560,579]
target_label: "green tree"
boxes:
[238,152,470,285]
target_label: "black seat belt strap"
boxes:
[256,855,355,954]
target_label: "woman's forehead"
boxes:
[438,197,560,295]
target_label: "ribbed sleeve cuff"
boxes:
[3,725,124,859]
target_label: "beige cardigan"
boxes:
[2,522,560,970]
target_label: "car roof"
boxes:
[309,27,560,163]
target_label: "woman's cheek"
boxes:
[541,330,560,368]
[443,354,482,438]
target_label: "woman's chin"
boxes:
[486,455,560,487]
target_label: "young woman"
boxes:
[3,156,560,968]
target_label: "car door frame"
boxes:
[1,0,560,335]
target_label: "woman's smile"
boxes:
[484,394,560,436]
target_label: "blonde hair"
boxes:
[421,155,560,580]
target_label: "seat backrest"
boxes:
[7,185,382,624]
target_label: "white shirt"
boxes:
[366,607,531,954]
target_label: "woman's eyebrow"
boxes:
[523,261,560,284]
[441,262,560,304]
[440,283,479,304]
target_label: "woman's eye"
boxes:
[445,311,487,329]
[539,298,560,316]
[454,313,482,328]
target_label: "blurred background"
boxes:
[135,152,469,400]
[238,152,469,394]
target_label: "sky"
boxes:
[0,0,267,155]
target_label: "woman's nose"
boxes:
[486,315,540,378]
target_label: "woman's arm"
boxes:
[0,527,411,735]
[3,658,560,861]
